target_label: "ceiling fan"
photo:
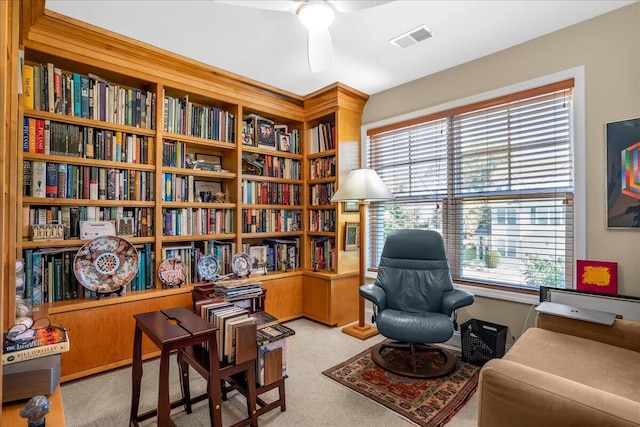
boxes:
[216,1,394,72]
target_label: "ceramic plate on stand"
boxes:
[231,252,252,277]
[73,236,139,293]
[158,257,187,288]
[197,254,221,281]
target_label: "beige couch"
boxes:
[477,312,640,426]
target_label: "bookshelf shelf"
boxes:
[161,234,236,242]
[307,149,337,160]
[23,153,156,170]
[22,198,156,207]
[23,109,157,136]
[21,236,154,249]
[161,167,236,180]
[240,175,302,184]
[161,133,236,150]
[241,231,303,239]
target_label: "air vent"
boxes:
[389,25,433,48]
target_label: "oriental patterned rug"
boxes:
[322,343,479,427]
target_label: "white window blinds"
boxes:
[367,79,574,291]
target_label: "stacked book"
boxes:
[214,279,262,301]
[3,324,70,365]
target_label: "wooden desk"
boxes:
[2,385,66,426]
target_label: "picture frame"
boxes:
[278,134,291,152]
[342,201,359,213]
[195,153,222,172]
[605,117,640,228]
[194,180,223,202]
[344,222,359,251]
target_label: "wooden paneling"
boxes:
[302,273,359,326]
[49,292,191,381]
[261,275,303,322]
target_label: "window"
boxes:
[367,79,574,291]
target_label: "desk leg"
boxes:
[178,350,192,414]
[246,364,258,426]
[208,338,223,427]
[158,349,171,426]
[130,326,143,426]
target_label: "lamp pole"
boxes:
[341,200,379,339]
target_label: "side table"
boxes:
[129,306,220,427]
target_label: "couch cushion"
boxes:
[505,328,640,403]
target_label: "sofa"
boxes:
[477,312,640,426]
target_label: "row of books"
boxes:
[309,156,336,180]
[23,62,156,129]
[2,323,70,366]
[241,180,301,205]
[162,207,234,236]
[241,209,301,234]
[309,209,336,232]
[21,243,154,305]
[24,161,154,202]
[23,206,154,240]
[242,154,301,180]
[310,237,336,272]
[262,238,300,271]
[309,182,336,205]
[22,118,154,164]
[162,139,191,169]
[307,122,336,154]
[163,93,236,142]
[198,301,254,363]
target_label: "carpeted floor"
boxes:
[61,318,478,426]
[322,343,479,427]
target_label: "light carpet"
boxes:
[61,318,477,426]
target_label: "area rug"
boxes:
[322,343,479,427]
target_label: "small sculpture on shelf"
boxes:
[19,395,50,427]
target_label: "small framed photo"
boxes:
[345,222,359,251]
[278,134,291,152]
[116,217,135,237]
[343,201,359,213]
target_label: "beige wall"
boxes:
[362,4,640,342]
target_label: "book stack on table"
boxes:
[2,324,69,365]
[214,279,262,301]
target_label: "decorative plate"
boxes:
[197,254,221,281]
[231,252,252,277]
[73,236,139,293]
[158,257,187,288]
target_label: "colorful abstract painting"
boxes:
[576,259,618,295]
[606,118,640,227]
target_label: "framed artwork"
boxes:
[194,180,223,202]
[343,201,359,213]
[278,134,291,152]
[194,153,222,172]
[606,117,640,228]
[576,260,618,295]
[344,222,359,251]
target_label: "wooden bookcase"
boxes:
[1,0,368,385]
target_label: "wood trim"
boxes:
[367,78,575,136]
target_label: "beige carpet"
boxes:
[61,318,477,426]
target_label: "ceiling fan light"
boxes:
[298,3,335,30]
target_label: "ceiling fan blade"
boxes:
[307,27,333,72]
[330,0,394,13]
[214,0,298,13]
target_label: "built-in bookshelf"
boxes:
[5,1,368,383]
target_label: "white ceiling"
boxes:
[45,0,635,96]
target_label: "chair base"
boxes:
[371,341,457,378]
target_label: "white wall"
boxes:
[362,4,640,342]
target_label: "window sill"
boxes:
[365,270,539,305]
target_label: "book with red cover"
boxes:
[576,259,618,295]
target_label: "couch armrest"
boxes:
[535,313,640,353]
[360,284,386,311]
[479,359,640,427]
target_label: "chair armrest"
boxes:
[478,358,640,426]
[360,284,386,311]
[535,313,640,353]
[441,289,474,315]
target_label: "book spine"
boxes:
[33,64,41,110]
[31,161,46,198]
[2,341,70,365]
[80,75,90,118]
[56,164,67,199]
[23,64,34,109]
[45,162,58,198]
[73,73,82,117]
[35,119,45,154]
[47,63,55,113]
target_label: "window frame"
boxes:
[361,68,586,302]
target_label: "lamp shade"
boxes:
[330,168,394,202]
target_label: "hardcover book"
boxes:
[2,325,69,366]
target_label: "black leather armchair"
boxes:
[360,229,474,377]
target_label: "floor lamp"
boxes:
[330,168,394,340]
